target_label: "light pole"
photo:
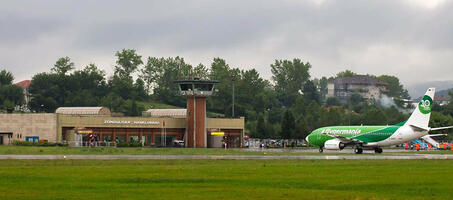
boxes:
[231,74,236,118]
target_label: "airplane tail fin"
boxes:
[406,88,435,129]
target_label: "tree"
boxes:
[336,69,356,78]
[0,84,24,107]
[194,63,209,79]
[0,70,24,111]
[134,78,147,100]
[0,70,14,85]
[69,63,108,104]
[151,56,193,106]
[320,107,343,127]
[377,75,410,99]
[362,108,388,125]
[429,112,453,138]
[255,113,266,138]
[350,93,364,105]
[295,118,309,141]
[114,49,143,79]
[110,50,148,102]
[384,106,407,125]
[29,60,110,112]
[271,59,311,107]
[121,99,145,116]
[140,56,164,94]
[51,57,75,75]
[28,94,57,113]
[109,76,135,100]
[304,101,321,132]
[290,95,306,120]
[281,109,296,139]
[100,93,125,113]
[236,69,270,114]
[302,80,320,104]
[208,58,235,116]
[326,97,341,106]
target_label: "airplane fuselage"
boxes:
[306,124,428,149]
[305,88,438,153]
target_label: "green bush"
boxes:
[116,142,129,147]
[129,142,142,147]
[12,141,68,147]
[12,141,32,146]
[116,142,142,147]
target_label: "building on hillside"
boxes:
[402,99,414,108]
[14,80,31,111]
[434,96,450,106]
[326,75,388,103]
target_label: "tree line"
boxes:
[1,48,453,140]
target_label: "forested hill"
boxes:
[414,88,452,102]
[436,88,453,97]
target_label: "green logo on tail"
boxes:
[418,95,433,114]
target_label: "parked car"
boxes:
[173,140,184,147]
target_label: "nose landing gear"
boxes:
[319,147,323,153]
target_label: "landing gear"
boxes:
[354,147,363,154]
[319,147,324,153]
[374,147,383,154]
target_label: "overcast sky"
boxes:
[1,0,452,91]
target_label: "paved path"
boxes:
[1,154,453,160]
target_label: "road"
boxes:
[1,154,453,160]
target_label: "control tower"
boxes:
[175,78,219,148]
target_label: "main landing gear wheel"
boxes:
[319,147,324,153]
[374,148,383,154]
[354,147,363,154]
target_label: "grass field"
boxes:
[1,145,453,155]
[0,159,452,199]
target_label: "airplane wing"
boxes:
[408,124,453,132]
[430,126,453,131]
[424,133,448,137]
[321,132,366,144]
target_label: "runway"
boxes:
[1,154,453,160]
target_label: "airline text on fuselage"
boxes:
[321,128,361,135]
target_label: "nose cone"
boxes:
[305,135,310,144]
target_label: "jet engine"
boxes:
[324,139,345,150]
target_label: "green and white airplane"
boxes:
[306,88,453,154]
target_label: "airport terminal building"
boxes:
[0,107,245,148]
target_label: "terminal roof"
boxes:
[174,80,219,84]
[143,109,187,118]
[55,107,111,115]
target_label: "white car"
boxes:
[173,140,184,147]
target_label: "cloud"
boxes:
[1,0,453,89]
